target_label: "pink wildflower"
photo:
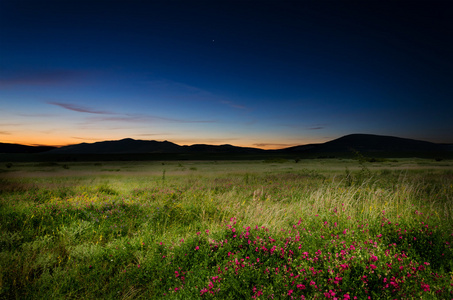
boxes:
[296,284,306,290]
[421,283,430,291]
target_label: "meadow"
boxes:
[1,158,452,299]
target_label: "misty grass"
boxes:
[1,160,452,299]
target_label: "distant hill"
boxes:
[1,134,451,156]
[45,138,266,154]
[46,138,182,154]
[0,142,57,154]
[281,134,450,153]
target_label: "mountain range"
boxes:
[1,134,451,156]
[42,138,265,155]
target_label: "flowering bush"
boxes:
[143,216,452,298]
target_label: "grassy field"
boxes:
[1,158,452,299]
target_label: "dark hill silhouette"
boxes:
[0,142,56,154]
[282,134,449,153]
[44,138,265,154]
[46,138,182,154]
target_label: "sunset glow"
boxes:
[1,1,452,148]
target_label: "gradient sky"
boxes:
[1,0,452,149]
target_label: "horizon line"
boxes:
[2,133,452,151]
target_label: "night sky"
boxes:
[1,0,452,148]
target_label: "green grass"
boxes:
[1,159,452,299]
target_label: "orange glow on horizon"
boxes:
[1,135,326,150]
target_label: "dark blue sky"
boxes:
[1,0,452,147]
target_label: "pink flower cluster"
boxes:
[200,276,221,296]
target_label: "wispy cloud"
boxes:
[172,137,241,146]
[0,123,22,127]
[253,143,298,148]
[17,113,56,117]
[84,114,216,124]
[135,133,171,137]
[47,101,216,126]
[307,126,324,130]
[71,136,104,141]
[0,131,11,135]
[0,70,85,88]
[220,100,247,110]
[146,79,247,110]
[203,138,240,144]
[48,101,114,114]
